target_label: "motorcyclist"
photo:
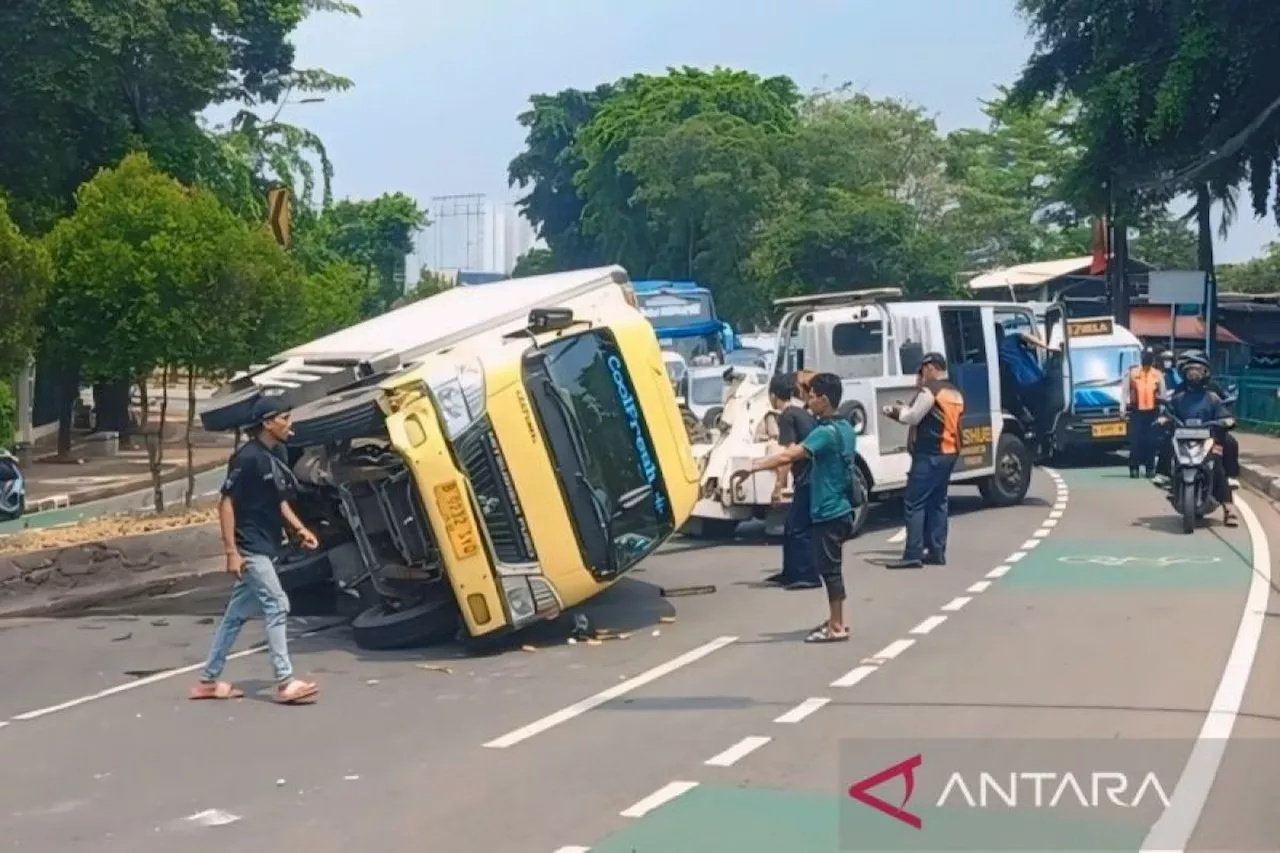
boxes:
[1154,350,1241,488]
[1156,351,1237,527]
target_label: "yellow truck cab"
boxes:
[199,267,698,650]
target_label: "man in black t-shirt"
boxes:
[765,373,821,589]
[190,395,321,705]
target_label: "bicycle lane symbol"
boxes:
[1057,555,1223,568]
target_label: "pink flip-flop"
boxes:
[275,679,319,705]
[189,681,244,700]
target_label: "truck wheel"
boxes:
[289,385,386,447]
[838,400,867,435]
[848,467,870,538]
[702,405,724,429]
[978,432,1032,507]
[275,549,335,593]
[351,597,460,650]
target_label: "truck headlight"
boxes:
[426,358,486,438]
[500,575,537,626]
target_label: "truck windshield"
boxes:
[689,375,724,406]
[522,330,674,578]
[659,334,721,363]
[1069,345,1141,389]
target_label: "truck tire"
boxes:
[351,597,460,650]
[838,400,867,435]
[848,467,870,538]
[289,385,386,447]
[702,405,724,429]
[274,549,335,593]
[978,432,1033,507]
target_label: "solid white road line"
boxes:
[1139,494,1272,852]
[887,527,906,544]
[909,615,947,635]
[940,596,971,612]
[774,697,830,723]
[9,625,333,723]
[620,781,699,818]
[705,736,772,767]
[483,635,738,748]
[830,664,877,688]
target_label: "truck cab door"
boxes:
[1041,302,1073,424]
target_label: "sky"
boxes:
[279,0,1279,265]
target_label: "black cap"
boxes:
[248,391,290,424]
[920,351,947,372]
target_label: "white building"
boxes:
[412,197,538,279]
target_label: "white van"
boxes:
[1040,314,1143,455]
[688,290,1067,538]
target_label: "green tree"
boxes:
[0,0,359,233]
[511,248,557,278]
[574,67,800,271]
[508,84,626,270]
[1217,244,1280,293]
[313,193,429,316]
[0,197,51,444]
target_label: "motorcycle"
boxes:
[0,448,26,521]
[1161,404,1234,534]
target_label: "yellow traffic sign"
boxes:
[266,185,292,248]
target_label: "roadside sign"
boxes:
[1147,270,1205,305]
[266,186,292,248]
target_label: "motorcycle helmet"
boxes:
[1179,349,1210,371]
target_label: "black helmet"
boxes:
[1179,349,1210,371]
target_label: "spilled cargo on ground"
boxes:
[199,266,698,650]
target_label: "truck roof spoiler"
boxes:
[772,287,903,310]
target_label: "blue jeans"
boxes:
[902,454,958,562]
[782,482,817,583]
[201,553,293,684]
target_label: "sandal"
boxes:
[275,679,319,705]
[1223,509,1239,528]
[805,624,849,643]
[189,681,244,701]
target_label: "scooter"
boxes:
[1163,407,1233,534]
[0,448,26,521]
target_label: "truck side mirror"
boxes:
[528,307,576,333]
[899,341,924,376]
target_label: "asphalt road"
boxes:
[0,463,1277,853]
[0,467,227,536]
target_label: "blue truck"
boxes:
[632,280,734,363]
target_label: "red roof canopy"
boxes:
[1128,306,1243,344]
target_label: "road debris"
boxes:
[659,584,716,597]
[585,638,602,646]
[0,508,218,556]
[111,632,132,642]
[343,775,360,781]
[186,809,240,827]
[520,644,537,653]
[150,619,169,627]
[416,664,452,675]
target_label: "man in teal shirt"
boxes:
[733,372,858,643]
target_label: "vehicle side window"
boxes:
[831,321,883,356]
[940,308,987,366]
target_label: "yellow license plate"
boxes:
[1091,422,1127,438]
[433,481,479,560]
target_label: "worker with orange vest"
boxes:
[1121,347,1164,479]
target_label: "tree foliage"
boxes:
[0,0,358,233]
[1217,243,1280,293]
[0,197,52,379]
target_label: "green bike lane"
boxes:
[566,467,1280,853]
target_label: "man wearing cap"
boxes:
[189,395,320,705]
[883,352,964,570]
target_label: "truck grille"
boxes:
[455,419,537,564]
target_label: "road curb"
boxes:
[21,458,228,519]
[0,565,222,619]
[1239,461,1280,503]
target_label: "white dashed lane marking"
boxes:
[550,469,1074,853]
[774,697,830,723]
